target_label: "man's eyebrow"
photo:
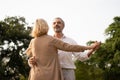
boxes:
[53,21,62,23]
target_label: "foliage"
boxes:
[75,59,104,80]
[0,16,32,80]
[75,16,120,80]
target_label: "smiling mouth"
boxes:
[54,28,61,33]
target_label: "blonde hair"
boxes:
[31,18,49,37]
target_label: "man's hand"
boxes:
[28,56,37,67]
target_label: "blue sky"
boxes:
[0,0,120,45]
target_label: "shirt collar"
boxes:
[53,34,66,39]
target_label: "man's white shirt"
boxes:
[58,35,89,69]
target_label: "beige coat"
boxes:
[26,35,87,80]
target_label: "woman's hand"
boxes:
[91,41,101,50]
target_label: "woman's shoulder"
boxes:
[29,38,35,43]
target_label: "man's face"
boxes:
[52,18,64,33]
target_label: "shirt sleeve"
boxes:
[73,50,89,62]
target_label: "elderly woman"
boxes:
[25,18,99,80]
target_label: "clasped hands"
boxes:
[90,41,101,51]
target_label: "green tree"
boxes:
[0,16,32,80]
[75,16,120,80]
[103,16,120,80]
[89,16,120,80]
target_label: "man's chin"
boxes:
[55,31,61,33]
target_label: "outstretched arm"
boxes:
[52,38,98,52]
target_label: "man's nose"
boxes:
[55,23,59,26]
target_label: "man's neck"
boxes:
[54,33,63,39]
